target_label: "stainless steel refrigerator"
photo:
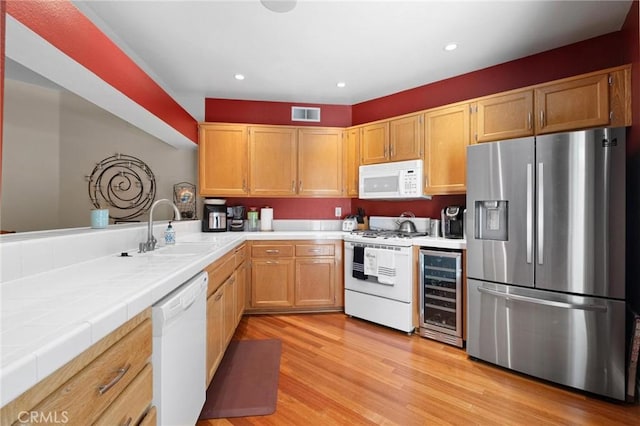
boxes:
[466,127,627,400]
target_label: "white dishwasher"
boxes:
[152,271,208,426]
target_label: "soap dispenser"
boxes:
[164,221,176,245]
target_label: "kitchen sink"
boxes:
[132,242,213,257]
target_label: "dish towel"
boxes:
[364,247,378,276]
[352,246,368,280]
[376,249,396,285]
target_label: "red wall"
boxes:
[204,98,352,128]
[224,198,352,220]
[6,0,198,143]
[352,32,625,124]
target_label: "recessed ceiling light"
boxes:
[234,74,245,80]
[261,0,297,13]
[444,43,458,52]
[337,82,346,88]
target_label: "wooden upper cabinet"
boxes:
[473,90,534,143]
[249,126,297,196]
[608,67,633,128]
[298,128,343,196]
[198,124,248,196]
[360,122,390,164]
[344,127,360,197]
[389,114,423,161]
[534,73,609,134]
[423,103,471,195]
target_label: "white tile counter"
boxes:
[0,220,462,407]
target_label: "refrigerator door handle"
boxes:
[537,162,544,264]
[526,163,533,264]
[477,286,607,312]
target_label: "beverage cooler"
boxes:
[419,249,463,347]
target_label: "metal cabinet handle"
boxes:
[122,417,133,426]
[390,144,395,157]
[299,180,303,192]
[291,180,296,192]
[98,364,131,395]
[308,249,321,253]
[265,249,280,254]
[214,292,223,301]
[539,110,545,127]
[526,163,533,264]
[527,112,532,130]
[477,286,607,312]
[537,162,544,265]
[242,179,247,192]
[266,261,279,264]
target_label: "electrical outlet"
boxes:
[335,207,342,217]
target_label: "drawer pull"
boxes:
[98,364,131,395]
[122,417,133,426]
[308,249,321,253]
[214,292,223,301]
[265,249,280,254]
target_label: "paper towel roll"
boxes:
[260,207,273,231]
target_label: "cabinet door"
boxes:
[223,273,236,345]
[389,114,422,161]
[360,122,389,164]
[235,261,246,326]
[251,258,295,308]
[198,124,248,196]
[298,128,343,196]
[295,258,336,306]
[423,104,471,195]
[534,73,609,134]
[344,127,360,197]
[608,67,632,128]
[474,90,534,142]
[249,126,297,195]
[206,286,224,384]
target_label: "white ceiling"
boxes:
[43,1,638,121]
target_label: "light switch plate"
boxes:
[335,207,342,217]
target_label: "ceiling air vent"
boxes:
[291,106,321,122]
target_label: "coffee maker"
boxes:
[441,206,465,239]
[229,206,246,231]
[202,199,227,232]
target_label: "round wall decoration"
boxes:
[87,153,156,221]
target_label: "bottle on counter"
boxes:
[248,207,259,232]
[164,221,176,245]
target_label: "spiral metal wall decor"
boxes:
[87,153,156,221]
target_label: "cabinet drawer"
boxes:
[206,253,235,296]
[251,244,294,258]
[94,363,152,426]
[138,406,157,426]
[32,319,151,425]
[234,244,247,268]
[295,244,335,257]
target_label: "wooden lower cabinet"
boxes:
[0,310,153,426]
[206,284,225,383]
[248,240,343,312]
[251,258,295,308]
[95,363,153,426]
[204,243,247,385]
[295,258,336,306]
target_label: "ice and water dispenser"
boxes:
[475,200,508,241]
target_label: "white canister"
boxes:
[91,209,109,229]
[260,207,273,231]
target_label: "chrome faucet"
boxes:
[140,199,181,252]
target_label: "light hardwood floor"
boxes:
[197,313,640,425]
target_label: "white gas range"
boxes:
[343,216,431,333]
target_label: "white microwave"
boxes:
[359,159,429,199]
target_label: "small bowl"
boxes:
[204,198,226,205]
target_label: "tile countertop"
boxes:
[0,227,464,407]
